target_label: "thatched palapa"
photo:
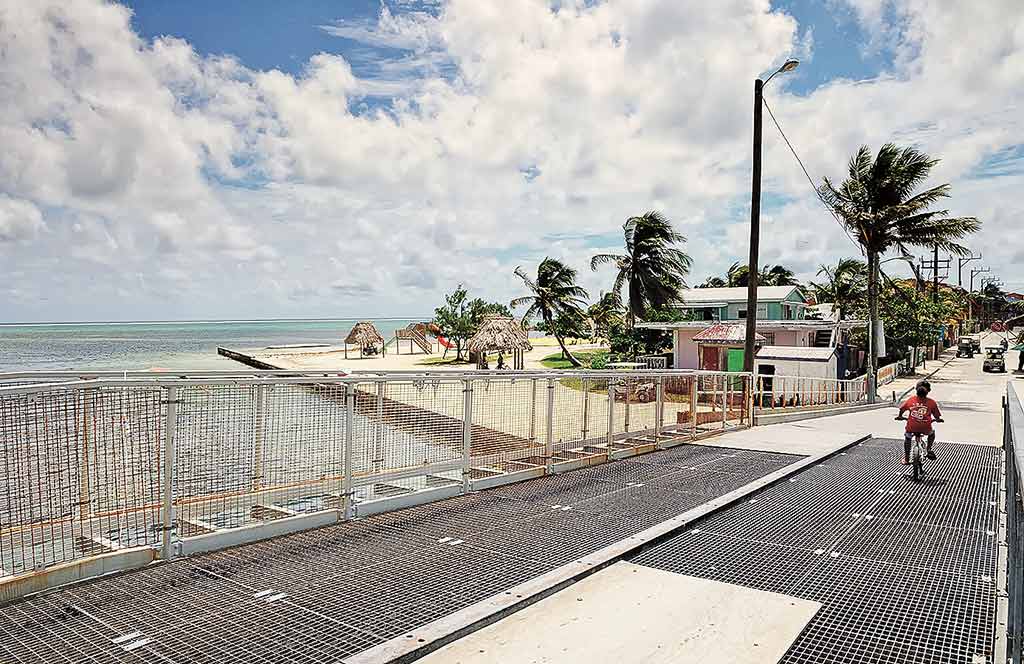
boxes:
[467,315,531,369]
[344,321,386,358]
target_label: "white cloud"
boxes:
[0,0,1022,322]
[0,196,45,242]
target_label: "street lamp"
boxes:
[742,59,799,374]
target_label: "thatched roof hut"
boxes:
[344,321,386,358]
[467,316,531,369]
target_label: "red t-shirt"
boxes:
[901,396,941,433]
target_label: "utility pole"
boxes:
[970,267,990,333]
[933,245,939,304]
[958,252,981,288]
[742,59,798,375]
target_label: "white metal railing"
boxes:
[755,373,868,411]
[0,369,754,584]
[877,362,899,386]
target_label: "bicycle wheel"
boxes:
[912,455,922,481]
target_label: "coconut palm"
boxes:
[808,258,867,321]
[697,276,728,288]
[819,144,980,401]
[590,211,691,327]
[512,258,589,367]
[587,291,623,342]
[704,262,799,288]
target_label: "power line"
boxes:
[761,97,863,255]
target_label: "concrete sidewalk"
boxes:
[706,335,1015,456]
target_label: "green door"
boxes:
[726,348,745,372]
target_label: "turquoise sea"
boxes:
[0,319,422,372]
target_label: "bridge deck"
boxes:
[0,443,798,663]
[633,437,1000,664]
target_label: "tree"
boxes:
[808,258,867,321]
[819,144,980,401]
[608,306,687,358]
[512,258,589,367]
[587,291,623,342]
[701,262,798,288]
[432,285,473,360]
[590,211,691,327]
[851,283,956,357]
[697,276,728,288]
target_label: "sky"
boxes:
[1,0,1022,322]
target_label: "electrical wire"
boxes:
[761,96,863,256]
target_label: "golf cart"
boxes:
[956,337,974,358]
[966,335,982,352]
[983,347,1006,373]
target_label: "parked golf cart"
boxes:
[983,347,1006,373]
[967,335,982,352]
[956,337,974,358]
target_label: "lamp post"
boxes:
[743,59,799,374]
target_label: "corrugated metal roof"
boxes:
[755,346,836,361]
[679,286,803,305]
[692,323,765,344]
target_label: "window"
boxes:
[762,332,775,345]
[738,310,746,319]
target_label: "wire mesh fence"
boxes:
[0,369,755,581]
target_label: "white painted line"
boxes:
[123,638,152,652]
[112,632,142,644]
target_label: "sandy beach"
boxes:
[222,337,607,372]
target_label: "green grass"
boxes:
[540,350,607,370]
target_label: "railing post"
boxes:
[747,375,755,426]
[528,378,537,443]
[721,375,728,430]
[79,389,93,519]
[581,379,590,442]
[624,377,631,432]
[252,384,266,492]
[607,377,616,447]
[343,385,355,518]
[690,376,698,438]
[373,381,384,475]
[654,376,664,445]
[545,378,555,473]
[161,386,177,561]
[462,378,473,492]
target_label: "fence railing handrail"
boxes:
[0,368,753,395]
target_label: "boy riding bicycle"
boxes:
[896,380,943,464]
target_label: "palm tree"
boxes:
[761,264,800,286]
[587,291,623,342]
[697,276,728,288]
[707,262,798,288]
[819,144,980,401]
[512,258,590,367]
[590,211,692,327]
[808,258,867,321]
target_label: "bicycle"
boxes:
[895,415,943,481]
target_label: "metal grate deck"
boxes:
[633,438,1000,664]
[0,444,798,663]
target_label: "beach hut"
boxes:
[344,321,386,359]
[467,316,532,370]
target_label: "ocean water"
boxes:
[0,319,421,372]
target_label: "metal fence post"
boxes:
[343,385,355,519]
[252,384,266,492]
[545,378,555,473]
[373,381,384,476]
[690,376,698,438]
[722,375,728,430]
[624,378,631,432]
[161,386,177,561]
[607,377,615,447]
[462,378,473,492]
[529,378,537,443]
[79,389,93,519]
[654,376,664,445]
[581,379,590,442]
